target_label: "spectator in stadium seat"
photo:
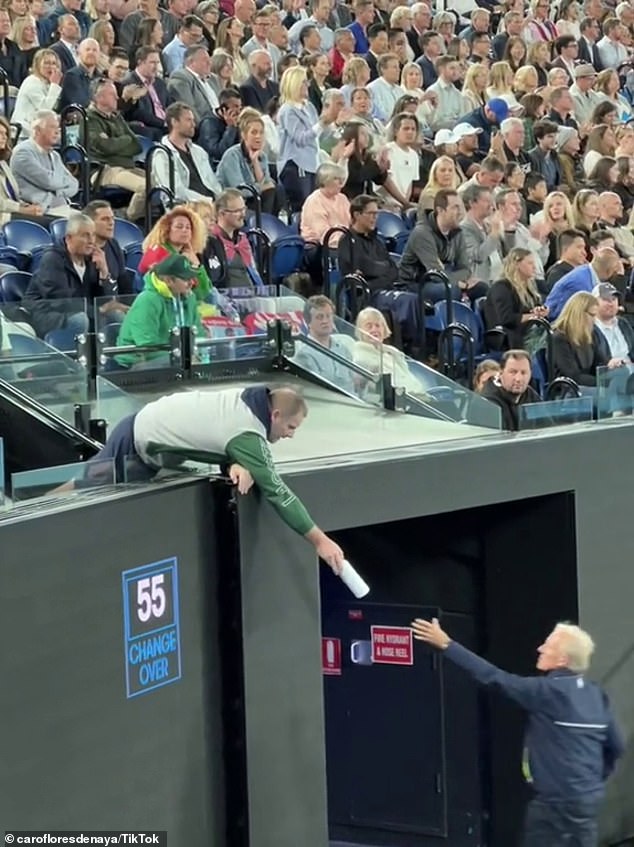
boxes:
[153,102,222,203]
[11,110,78,217]
[460,98,511,156]
[339,123,407,206]
[478,349,541,430]
[239,49,279,113]
[545,246,624,320]
[212,188,263,287]
[293,294,356,389]
[119,0,177,54]
[473,358,501,393]
[288,0,334,55]
[461,184,506,285]
[83,199,134,300]
[162,14,205,75]
[49,14,81,74]
[215,17,249,86]
[328,28,354,87]
[41,0,91,45]
[139,204,213,299]
[167,45,219,128]
[551,290,612,387]
[399,189,488,305]
[185,198,228,288]
[84,383,346,570]
[58,37,102,112]
[199,88,242,168]
[217,107,279,213]
[0,117,43,224]
[300,162,350,246]
[242,8,281,79]
[367,53,405,123]
[85,79,146,223]
[339,194,422,354]
[123,46,171,141]
[23,212,116,337]
[544,229,589,292]
[593,281,634,362]
[528,119,562,192]
[0,8,25,86]
[115,253,203,369]
[11,49,62,139]
[484,248,548,350]
[411,617,624,845]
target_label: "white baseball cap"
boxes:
[453,122,484,138]
[434,128,461,145]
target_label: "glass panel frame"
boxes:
[11,458,116,502]
[517,397,594,430]
[595,364,634,421]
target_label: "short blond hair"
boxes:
[280,65,307,105]
[554,623,595,672]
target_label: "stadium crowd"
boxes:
[1,0,634,427]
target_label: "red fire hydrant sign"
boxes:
[371,626,414,666]
[322,637,342,675]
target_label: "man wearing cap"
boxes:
[426,55,464,131]
[593,282,634,363]
[545,247,625,320]
[459,97,510,156]
[455,123,485,178]
[114,254,202,369]
[570,64,603,127]
[85,382,346,571]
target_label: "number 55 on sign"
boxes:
[122,557,182,699]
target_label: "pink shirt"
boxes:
[300,189,350,245]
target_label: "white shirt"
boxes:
[597,36,629,69]
[381,142,419,200]
[595,318,630,360]
[367,78,405,123]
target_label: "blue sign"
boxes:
[122,557,182,698]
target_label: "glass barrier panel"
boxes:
[95,375,145,431]
[517,397,594,430]
[0,436,4,505]
[123,455,217,484]
[11,458,115,502]
[0,300,90,426]
[595,364,634,421]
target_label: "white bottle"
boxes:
[339,560,370,598]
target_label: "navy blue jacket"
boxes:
[459,106,495,155]
[445,641,625,802]
[58,65,101,112]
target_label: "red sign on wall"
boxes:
[322,637,342,676]
[371,626,414,666]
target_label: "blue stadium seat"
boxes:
[247,213,304,283]
[2,220,52,257]
[124,246,143,272]
[7,332,42,355]
[376,210,409,254]
[114,218,144,250]
[134,135,154,164]
[49,219,67,243]
[0,270,31,302]
[44,328,77,352]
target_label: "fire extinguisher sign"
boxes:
[322,637,342,676]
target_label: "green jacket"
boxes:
[115,271,203,367]
[86,107,142,169]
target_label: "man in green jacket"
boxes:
[115,254,202,368]
[87,383,346,572]
[86,79,146,221]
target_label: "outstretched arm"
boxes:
[412,617,544,711]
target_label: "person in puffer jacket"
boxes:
[115,254,203,368]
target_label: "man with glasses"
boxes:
[243,8,282,80]
[212,188,264,288]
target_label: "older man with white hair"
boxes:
[11,110,79,217]
[412,616,625,847]
[500,116,532,172]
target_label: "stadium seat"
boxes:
[7,332,42,355]
[114,218,144,251]
[49,219,67,243]
[2,220,52,257]
[124,246,143,272]
[376,210,409,254]
[44,328,77,352]
[0,270,31,302]
[134,135,154,164]
[246,213,304,283]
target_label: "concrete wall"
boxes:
[238,425,634,847]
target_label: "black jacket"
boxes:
[551,328,609,387]
[198,114,239,167]
[577,36,603,71]
[338,229,399,292]
[49,41,77,75]
[23,244,113,336]
[122,71,171,134]
[545,260,574,292]
[594,316,634,361]
[484,278,541,349]
[0,38,27,86]
[240,76,279,113]
[481,376,541,431]
[415,54,437,88]
[528,146,562,191]
[307,78,325,114]
[58,64,101,112]
[398,212,470,288]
